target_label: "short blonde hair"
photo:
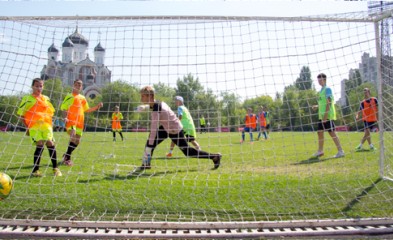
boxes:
[363,88,370,93]
[140,86,155,95]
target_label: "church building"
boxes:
[41,27,111,99]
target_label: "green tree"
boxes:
[297,89,318,131]
[99,81,141,129]
[153,82,176,108]
[194,89,219,128]
[295,66,313,90]
[345,82,376,129]
[341,69,364,120]
[280,85,318,131]
[176,73,204,110]
[0,95,21,128]
[219,92,242,131]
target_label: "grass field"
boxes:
[0,131,393,222]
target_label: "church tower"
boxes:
[94,42,105,65]
[47,43,59,62]
[41,27,111,99]
[68,27,89,63]
[62,37,74,63]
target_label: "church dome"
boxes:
[67,28,89,46]
[62,37,74,47]
[48,43,59,52]
[94,42,105,52]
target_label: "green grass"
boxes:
[0,131,393,222]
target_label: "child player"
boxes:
[60,79,103,166]
[17,78,62,177]
[112,105,124,141]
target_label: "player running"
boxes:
[60,79,103,166]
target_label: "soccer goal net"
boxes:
[1,9,393,238]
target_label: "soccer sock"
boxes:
[263,132,267,139]
[257,132,261,139]
[112,131,116,139]
[250,133,254,141]
[47,146,57,168]
[119,132,124,140]
[66,142,78,157]
[242,132,245,141]
[33,146,44,172]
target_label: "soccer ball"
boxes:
[0,172,13,200]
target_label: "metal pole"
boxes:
[374,21,385,178]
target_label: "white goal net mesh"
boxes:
[1,10,393,225]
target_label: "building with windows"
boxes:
[41,28,111,99]
[338,52,377,106]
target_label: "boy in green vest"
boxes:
[167,96,201,157]
[311,73,344,159]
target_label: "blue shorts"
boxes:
[364,121,377,130]
[317,120,336,132]
[243,127,255,133]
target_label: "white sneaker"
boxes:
[311,151,324,158]
[334,151,345,158]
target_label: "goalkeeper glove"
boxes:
[142,147,153,166]
[135,105,149,112]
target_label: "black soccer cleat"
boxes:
[212,153,222,169]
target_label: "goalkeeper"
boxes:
[17,78,62,177]
[131,86,221,173]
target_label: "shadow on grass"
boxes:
[342,177,382,213]
[5,165,34,170]
[293,156,339,165]
[102,168,199,181]
[13,175,33,180]
[354,149,374,153]
[153,157,183,160]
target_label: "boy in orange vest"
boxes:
[257,106,268,140]
[241,108,257,143]
[355,88,378,151]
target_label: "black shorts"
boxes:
[184,134,196,142]
[364,121,377,130]
[317,120,336,132]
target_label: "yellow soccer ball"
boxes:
[0,172,13,200]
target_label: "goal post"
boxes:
[1,10,393,238]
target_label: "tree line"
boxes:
[0,66,381,132]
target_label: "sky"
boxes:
[0,1,367,18]
[0,1,373,102]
